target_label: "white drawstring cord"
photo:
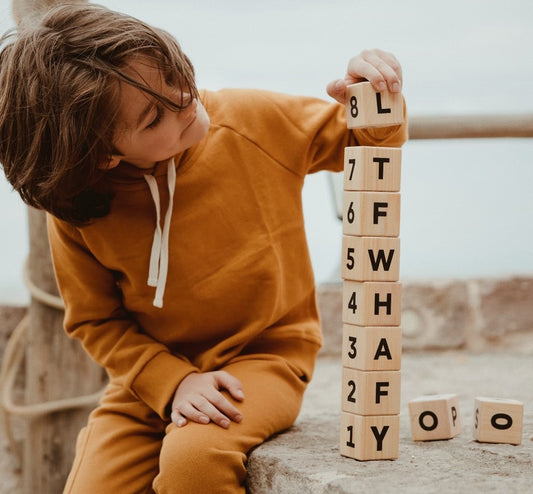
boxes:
[143,160,176,308]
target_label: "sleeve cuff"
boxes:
[131,351,198,420]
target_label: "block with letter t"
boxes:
[344,146,402,192]
[345,81,403,129]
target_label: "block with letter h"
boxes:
[340,83,404,462]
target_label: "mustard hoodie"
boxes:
[47,88,408,420]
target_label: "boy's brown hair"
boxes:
[0,3,198,224]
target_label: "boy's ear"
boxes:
[99,154,123,170]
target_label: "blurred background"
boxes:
[0,0,532,305]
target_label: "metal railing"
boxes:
[330,113,533,220]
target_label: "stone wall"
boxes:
[317,276,533,355]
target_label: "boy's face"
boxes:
[107,58,210,170]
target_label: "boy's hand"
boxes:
[170,371,244,429]
[327,48,403,105]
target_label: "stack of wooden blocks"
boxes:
[337,83,525,455]
[339,82,404,461]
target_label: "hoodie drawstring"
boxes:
[143,160,176,308]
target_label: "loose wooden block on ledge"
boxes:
[342,324,402,371]
[345,81,403,129]
[340,412,400,461]
[342,281,402,326]
[341,235,400,282]
[473,397,524,445]
[344,146,402,192]
[341,368,401,416]
[408,394,461,441]
[343,191,401,237]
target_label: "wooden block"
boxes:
[341,235,400,281]
[343,191,400,237]
[342,324,402,371]
[341,368,401,416]
[473,397,524,445]
[344,146,402,192]
[345,81,403,129]
[342,281,402,326]
[340,412,399,460]
[408,394,462,441]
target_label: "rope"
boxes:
[0,260,106,466]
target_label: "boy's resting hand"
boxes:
[326,48,403,105]
[170,371,244,429]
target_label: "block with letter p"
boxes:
[408,394,462,441]
[345,81,403,129]
[473,397,524,445]
[343,191,400,237]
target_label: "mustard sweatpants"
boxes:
[63,337,319,494]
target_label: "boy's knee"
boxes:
[153,424,246,493]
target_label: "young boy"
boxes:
[0,4,407,493]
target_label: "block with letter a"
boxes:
[342,324,402,371]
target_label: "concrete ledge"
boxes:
[2,277,532,492]
[317,277,533,356]
[247,353,533,493]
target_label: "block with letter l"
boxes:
[345,81,403,129]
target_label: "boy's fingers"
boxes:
[192,397,235,428]
[357,49,402,92]
[345,50,403,93]
[170,409,187,427]
[326,79,347,104]
[214,371,245,401]
[207,391,243,424]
